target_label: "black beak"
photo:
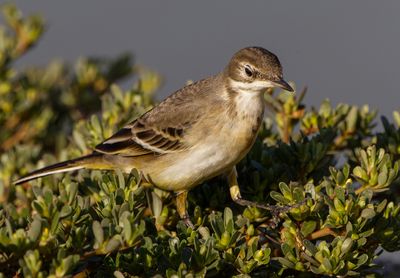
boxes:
[273,79,294,92]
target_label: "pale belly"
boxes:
[140,113,262,191]
[150,140,240,191]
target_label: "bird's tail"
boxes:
[14,153,106,185]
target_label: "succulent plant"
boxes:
[1,4,400,277]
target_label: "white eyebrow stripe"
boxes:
[229,79,276,93]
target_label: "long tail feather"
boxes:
[14,153,104,185]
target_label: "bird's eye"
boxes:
[244,65,253,77]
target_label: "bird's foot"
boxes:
[234,197,307,226]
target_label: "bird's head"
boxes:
[226,46,294,93]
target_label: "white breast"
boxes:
[234,90,264,120]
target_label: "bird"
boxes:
[15,46,294,227]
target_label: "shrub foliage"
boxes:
[1,5,400,277]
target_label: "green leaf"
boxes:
[67,182,78,205]
[376,199,387,213]
[303,239,318,256]
[353,166,368,183]
[333,198,345,212]
[224,207,234,233]
[281,243,293,257]
[277,257,295,269]
[60,205,73,218]
[346,106,358,132]
[293,187,304,202]
[279,182,292,200]
[92,221,104,245]
[357,237,367,247]
[50,211,60,234]
[151,191,163,218]
[301,221,317,237]
[73,130,86,152]
[27,217,42,242]
[116,170,125,189]
[322,258,332,272]
[333,260,346,274]
[105,236,122,253]
[340,238,353,254]
[310,265,323,274]
[356,254,369,267]
[361,208,375,219]
[346,222,353,234]
[270,191,290,205]
[378,166,388,186]
[122,215,132,243]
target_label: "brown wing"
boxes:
[95,119,187,156]
[94,75,219,156]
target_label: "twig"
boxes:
[307,227,338,240]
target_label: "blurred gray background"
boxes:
[10,0,400,117]
[9,0,400,269]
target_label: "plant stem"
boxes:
[307,227,337,240]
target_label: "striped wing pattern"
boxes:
[95,119,186,156]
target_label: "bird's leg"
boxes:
[227,166,298,218]
[228,166,275,209]
[176,191,195,229]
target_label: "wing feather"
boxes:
[94,75,221,157]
